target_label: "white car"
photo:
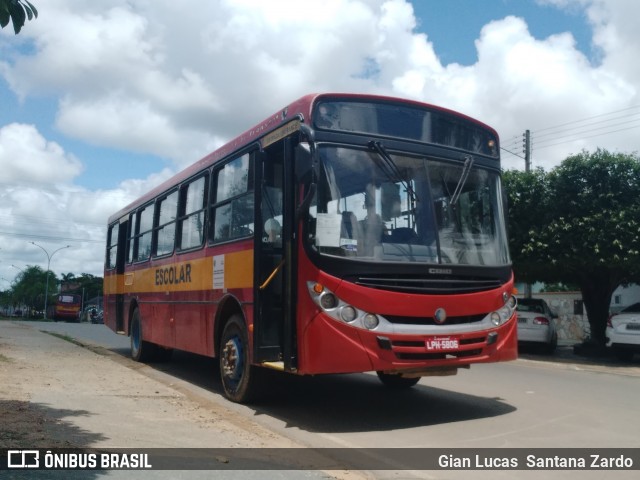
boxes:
[516,298,558,353]
[606,302,640,361]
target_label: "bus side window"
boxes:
[134,204,154,262]
[178,175,208,250]
[154,190,178,257]
[127,213,136,264]
[211,154,254,243]
[106,222,119,269]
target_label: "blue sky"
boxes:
[413,0,593,64]
[1,0,639,279]
[1,0,596,190]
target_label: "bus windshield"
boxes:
[307,146,510,266]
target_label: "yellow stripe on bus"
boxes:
[104,249,254,295]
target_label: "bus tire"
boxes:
[219,315,258,403]
[130,308,156,362]
[376,371,420,389]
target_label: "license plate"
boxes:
[425,337,459,350]
[518,318,528,324]
[626,323,640,331]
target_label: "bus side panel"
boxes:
[299,313,375,374]
[173,291,211,356]
[103,272,119,333]
[295,257,374,374]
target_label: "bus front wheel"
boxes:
[376,371,420,389]
[219,315,258,403]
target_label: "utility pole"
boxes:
[524,129,531,172]
[523,129,532,298]
[30,242,70,319]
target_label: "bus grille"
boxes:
[384,313,486,326]
[353,275,502,294]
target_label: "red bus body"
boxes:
[52,294,82,321]
[104,93,517,402]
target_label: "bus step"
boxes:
[261,361,285,371]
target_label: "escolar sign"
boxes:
[155,264,192,286]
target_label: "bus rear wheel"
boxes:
[130,308,155,362]
[219,315,258,403]
[376,371,421,389]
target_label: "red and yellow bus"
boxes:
[104,93,517,402]
[50,293,82,322]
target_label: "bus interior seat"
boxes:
[386,227,419,244]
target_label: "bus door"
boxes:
[106,216,128,333]
[254,137,296,370]
[114,217,129,333]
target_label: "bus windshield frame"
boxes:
[314,99,499,157]
[305,144,510,268]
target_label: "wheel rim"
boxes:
[131,316,141,353]
[222,335,244,389]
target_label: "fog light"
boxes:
[340,305,357,322]
[363,313,379,330]
[320,293,338,310]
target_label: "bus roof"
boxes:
[108,93,498,224]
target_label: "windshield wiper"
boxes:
[368,141,419,205]
[450,155,474,205]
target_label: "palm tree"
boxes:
[0,0,38,34]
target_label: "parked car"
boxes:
[606,302,640,361]
[516,298,558,353]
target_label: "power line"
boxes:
[533,123,640,151]
[532,104,640,135]
[533,117,640,148]
[504,104,640,165]
[532,111,640,142]
[0,230,104,244]
[500,146,525,160]
[0,213,105,230]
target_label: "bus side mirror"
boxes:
[296,123,318,224]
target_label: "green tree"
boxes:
[75,273,103,301]
[504,149,640,348]
[11,265,55,315]
[502,167,552,283]
[0,0,37,34]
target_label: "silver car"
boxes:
[516,298,558,353]
[606,302,640,361]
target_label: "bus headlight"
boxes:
[340,306,357,323]
[307,281,384,331]
[363,314,379,330]
[320,292,338,310]
[491,295,517,326]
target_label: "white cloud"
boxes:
[2,0,640,281]
[0,121,174,280]
[0,123,83,184]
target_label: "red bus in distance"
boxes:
[104,93,517,403]
[50,293,82,322]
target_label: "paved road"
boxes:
[10,320,640,479]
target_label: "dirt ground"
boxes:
[0,320,301,450]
